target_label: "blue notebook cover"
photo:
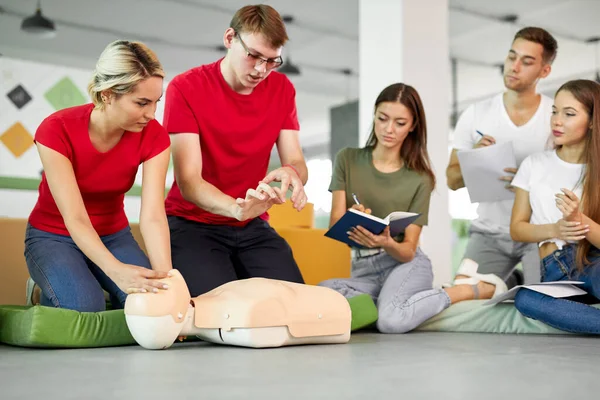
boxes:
[324,209,421,248]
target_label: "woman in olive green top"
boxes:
[320,83,489,333]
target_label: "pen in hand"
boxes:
[351,193,371,215]
[474,130,496,148]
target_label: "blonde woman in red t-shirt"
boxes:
[25,40,172,312]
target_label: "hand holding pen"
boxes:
[347,193,386,247]
[350,193,372,215]
[473,130,496,149]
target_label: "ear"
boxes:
[223,28,236,50]
[539,63,552,79]
[100,90,113,104]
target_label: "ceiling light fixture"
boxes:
[21,1,56,38]
[586,37,600,83]
[279,15,301,76]
[279,57,301,76]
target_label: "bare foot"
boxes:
[443,285,472,304]
[475,280,495,299]
[443,277,496,304]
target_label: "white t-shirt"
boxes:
[512,150,585,248]
[453,93,553,236]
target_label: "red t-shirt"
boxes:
[163,59,300,226]
[28,104,170,236]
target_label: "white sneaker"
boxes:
[25,278,40,305]
[445,259,508,298]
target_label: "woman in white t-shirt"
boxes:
[510,79,600,334]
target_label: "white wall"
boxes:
[0,190,37,219]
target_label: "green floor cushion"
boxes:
[416,300,600,335]
[0,296,379,348]
[3,299,597,348]
[0,305,136,348]
[348,294,378,331]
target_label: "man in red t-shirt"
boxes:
[163,4,308,296]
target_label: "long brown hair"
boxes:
[365,83,436,188]
[556,79,600,270]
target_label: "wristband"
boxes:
[282,164,299,177]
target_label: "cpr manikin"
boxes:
[124,270,352,350]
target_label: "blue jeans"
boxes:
[514,245,600,335]
[24,224,151,312]
[319,249,451,333]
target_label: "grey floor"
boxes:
[0,332,598,400]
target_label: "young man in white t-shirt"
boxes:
[446,27,558,299]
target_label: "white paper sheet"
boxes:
[484,281,587,306]
[457,141,517,203]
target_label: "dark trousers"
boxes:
[168,216,304,297]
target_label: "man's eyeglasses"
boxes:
[235,32,284,71]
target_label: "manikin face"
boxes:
[103,76,163,132]
[551,89,591,147]
[503,38,550,92]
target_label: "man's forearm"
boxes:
[180,179,238,219]
[284,162,308,185]
[446,165,465,190]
